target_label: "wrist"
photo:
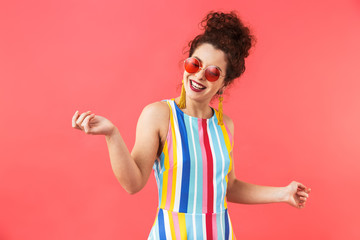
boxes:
[105,126,119,140]
[279,186,290,203]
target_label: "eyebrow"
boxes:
[193,56,223,72]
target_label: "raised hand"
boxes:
[72,110,116,136]
[285,181,311,209]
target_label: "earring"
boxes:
[217,89,224,125]
[178,79,186,109]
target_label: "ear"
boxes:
[217,87,225,95]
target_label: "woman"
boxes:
[72,11,311,239]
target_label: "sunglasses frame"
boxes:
[184,57,225,82]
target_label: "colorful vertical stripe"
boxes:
[148,208,236,240]
[148,99,236,240]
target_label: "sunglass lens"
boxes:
[184,58,200,73]
[205,66,220,82]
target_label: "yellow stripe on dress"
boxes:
[220,122,233,209]
[224,174,229,209]
[168,210,176,239]
[160,141,169,208]
[168,101,178,211]
[178,212,187,240]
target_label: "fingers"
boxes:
[76,111,92,126]
[297,190,309,209]
[296,182,306,190]
[72,110,93,132]
[296,182,311,194]
[293,182,311,209]
[296,191,309,198]
[82,114,96,133]
[299,196,307,201]
[72,111,80,128]
[297,198,307,209]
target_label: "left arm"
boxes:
[226,167,288,204]
[223,114,311,208]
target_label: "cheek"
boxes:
[183,72,191,84]
[212,83,223,93]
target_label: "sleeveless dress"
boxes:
[148,98,236,240]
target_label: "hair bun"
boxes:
[187,10,256,86]
[200,11,254,58]
[202,11,241,32]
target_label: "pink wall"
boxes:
[1,0,359,239]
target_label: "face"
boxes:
[183,43,227,103]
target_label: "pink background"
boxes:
[1,0,360,239]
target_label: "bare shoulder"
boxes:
[142,100,169,115]
[222,112,234,137]
[139,101,170,157]
[140,101,169,125]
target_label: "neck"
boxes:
[174,96,213,119]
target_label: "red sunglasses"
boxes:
[184,57,225,82]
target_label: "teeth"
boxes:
[191,80,205,89]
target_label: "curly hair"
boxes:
[185,11,256,91]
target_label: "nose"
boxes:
[193,67,206,81]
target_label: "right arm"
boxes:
[105,102,168,194]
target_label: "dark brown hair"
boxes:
[185,11,256,92]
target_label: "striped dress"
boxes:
[148,98,236,240]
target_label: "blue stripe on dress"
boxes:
[195,213,204,239]
[175,108,190,213]
[154,158,162,207]
[159,153,165,208]
[184,116,196,213]
[184,211,193,238]
[225,209,229,239]
[158,209,166,239]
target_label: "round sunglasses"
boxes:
[184,57,225,82]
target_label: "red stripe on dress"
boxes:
[206,213,213,240]
[198,118,208,213]
[203,119,214,239]
[202,119,213,213]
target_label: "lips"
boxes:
[189,79,206,92]
[190,79,206,88]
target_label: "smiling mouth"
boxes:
[190,80,206,90]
